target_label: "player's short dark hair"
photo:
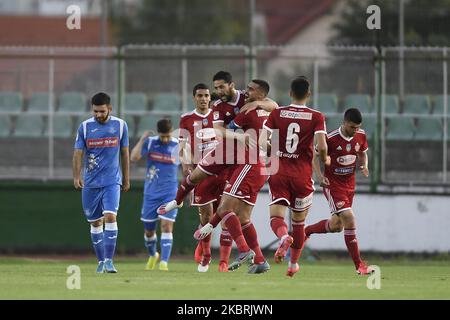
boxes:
[192,83,209,96]
[157,118,173,133]
[91,92,111,106]
[210,92,220,101]
[213,71,233,83]
[344,108,363,124]
[251,79,270,96]
[290,76,310,100]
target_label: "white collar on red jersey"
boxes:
[339,126,354,142]
[194,109,211,118]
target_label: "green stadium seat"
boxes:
[124,115,136,138]
[58,92,87,113]
[0,115,11,136]
[317,93,339,113]
[44,115,73,138]
[414,118,443,141]
[386,117,415,140]
[403,94,431,114]
[28,93,51,112]
[152,93,180,111]
[137,115,159,137]
[432,95,450,115]
[0,92,22,112]
[361,115,376,140]
[13,114,44,137]
[325,114,342,132]
[125,93,148,112]
[383,95,400,114]
[344,94,372,114]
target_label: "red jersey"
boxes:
[179,109,217,164]
[232,107,270,164]
[264,104,326,178]
[211,90,246,126]
[324,127,368,191]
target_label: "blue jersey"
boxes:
[141,136,179,197]
[74,116,129,188]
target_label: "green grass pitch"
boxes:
[0,257,449,299]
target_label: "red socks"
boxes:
[270,216,288,239]
[344,228,362,269]
[175,175,195,205]
[305,219,330,237]
[219,211,250,253]
[290,219,305,264]
[219,229,232,264]
[242,222,265,264]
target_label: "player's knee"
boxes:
[144,230,155,238]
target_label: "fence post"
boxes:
[48,48,55,180]
[117,46,125,118]
[371,47,383,192]
[443,48,448,183]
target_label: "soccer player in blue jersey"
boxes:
[130,118,179,271]
[73,92,130,273]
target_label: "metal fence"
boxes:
[0,45,448,188]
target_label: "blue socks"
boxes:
[160,233,173,263]
[90,225,104,262]
[144,234,157,256]
[104,222,118,261]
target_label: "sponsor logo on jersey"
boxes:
[334,167,355,175]
[195,128,216,140]
[337,146,342,151]
[213,111,220,120]
[108,127,116,134]
[294,193,313,209]
[148,152,176,164]
[87,137,119,148]
[225,183,232,190]
[336,201,345,209]
[346,144,351,152]
[202,118,209,126]
[337,154,357,166]
[193,121,200,126]
[256,109,270,117]
[195,196,202,203]
[355,143,360,152]
[280,110,312,120]
[226,112,231,116]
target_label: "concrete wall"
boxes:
[212,192,450,253]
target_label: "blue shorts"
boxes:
[141,194,178,223]
[82,184,120,222]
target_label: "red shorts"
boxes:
[323,187,354,214]
[268,174,314,211]
[191,174,227,206]
[223,162,267,206]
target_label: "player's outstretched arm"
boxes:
[241,97,279,115]
[72,149,84,189]
[121,147,130,192]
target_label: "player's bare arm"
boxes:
[179,140,194,176]
[72,149,84,189]
[312,151,330,187]
[213,122,252,149]
[241,97,278,114]
[121,147,130,192]
[315,132,331,166]
[130,130,153,162]
[358,150,369,177]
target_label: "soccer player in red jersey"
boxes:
[196,79,272,273]
[260,76,330,277]
[306,108,374,275]
[158,71,277,271]
[178,83,226,272]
